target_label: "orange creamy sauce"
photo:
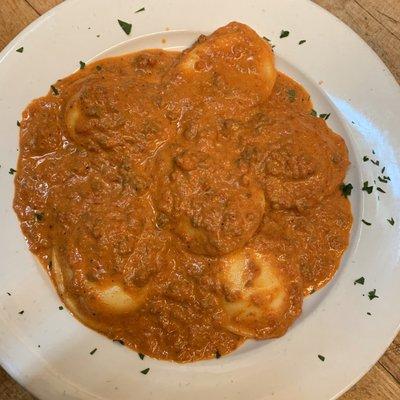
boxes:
[14,23,352,362]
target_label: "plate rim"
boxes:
[0,0,399,399]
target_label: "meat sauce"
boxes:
[13,22,352,362]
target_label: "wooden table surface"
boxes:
[0,0,399,399]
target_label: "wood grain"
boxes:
[314,0,400,82]
[0,0,399,399]
[0,0,38,50]
[25,0,62,15]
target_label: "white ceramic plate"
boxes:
[1,0,399,399]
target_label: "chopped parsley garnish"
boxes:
[378,176,388,183]
[318,355,325,362]
[140,368,150,375]
[216,350,221,359]
[58,306,64,310]
[9,168,17,175]
[262,36,271,42]
[298,40,306,45]
[34,212,44,222]
[367,312,372,316]
[368,289,379,300]
[376,187,385,193]
[113,339,125,345]
[372,149,376,154]
[362,181,373,194]
[287,89,296,102]
[370,159,379,166]
[387,218,395,226]
[138,353,145,360]
[354,277,365,285]
[79,61,86,69]
[90,348,97,355]
[280,30,289,38]
[381,167,386,173]
[16,47,24,53]
[135,7,145,13]
[50,85,59,95]
[340,183,353,198]
[118,19,132,35]
[361,219,371,226]
[363,156,369,162]
[310,109,317,117]
[17,120,21,127]
[319,113,330,120]
[18,310,24,315]
[7,292,11,296]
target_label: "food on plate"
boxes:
[13,22,352,362]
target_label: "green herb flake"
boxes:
[368,289,379,300]
[354,277,365,285]
[381,167,386,174]
[138,353,145,360]
[363,156,369,162]
[17,120,21,127]
[340,183,353,198]
[287,89,296,102]
[280,30,289,38]
[262,36,271,42]
[319,113,331,120]
[140,368,150,375]
[50,85,59,95]
[9,168,17,175]
[216,350,221,359]
[7,292,11,296]
[79,61,86,69]
[118,19,132,35]
[387,218,395,226]
[310,109,317,117]
[298,40,306,45]
[135,7,145,13]
[370,159,380,166]
[18,310,24,315]
[318,355,325,362]
[90,348,97,355]
[362,181,373,194]
[34,212,44,222]
[378,176,388,183]
[377,187,386,193]
[367,312,372,316]
[16,47,24,53]
[113,339,125,345]
[372,149,376,154]
[361,219,371,226]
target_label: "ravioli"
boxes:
[217,248,302,339]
